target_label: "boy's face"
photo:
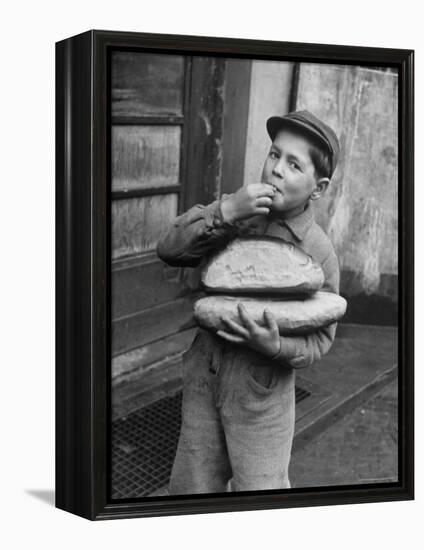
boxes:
[261,128,327,217]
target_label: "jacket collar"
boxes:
[276,202,314,242]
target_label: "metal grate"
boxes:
[112,386,311,499]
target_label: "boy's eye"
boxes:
[269,151,279,159]
[289,161,301,171]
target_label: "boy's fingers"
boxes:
[221,316,250,338]
[250,183,275,197]
[256,197,273,206]
[255,207,270,216]
[217,330,245,344]
[257,183,275,197]
[264,309,279,331]
[237,303,257,331]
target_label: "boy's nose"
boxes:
[272,161,285,178]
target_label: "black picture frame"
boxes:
[55,29,414,521]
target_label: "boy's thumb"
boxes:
[264,308,272,325]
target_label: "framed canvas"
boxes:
[56,30,414,520]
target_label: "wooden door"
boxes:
[111,51,226,418]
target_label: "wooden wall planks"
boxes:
[112,256,187,318]
[112,126,181,191]
[111,296,198,357]
[111,194,178,259]
[111,51,184,117]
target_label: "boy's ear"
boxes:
[310,178,330,201]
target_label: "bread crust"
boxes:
[194,292,347,335]
[201,237,324,294]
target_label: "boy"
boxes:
[157,110,341,494]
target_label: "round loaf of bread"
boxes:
[201,237,324,294]
[194,292,347,335]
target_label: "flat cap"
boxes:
[266,110,340,177]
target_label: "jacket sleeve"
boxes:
[156,195,238,267]
[271,251,340,369]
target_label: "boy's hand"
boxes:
[217,304,281,358]
[220,183,275,223]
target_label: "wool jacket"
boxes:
[157,196,340,369]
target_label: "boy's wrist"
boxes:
[220,196,237,224]
[268,339,281,360]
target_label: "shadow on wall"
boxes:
[341,292,397,326]
[340,270,398,326]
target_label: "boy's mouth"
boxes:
[270,184,282,194]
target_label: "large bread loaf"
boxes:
[201,237,324,294]
[194,292,347,335]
